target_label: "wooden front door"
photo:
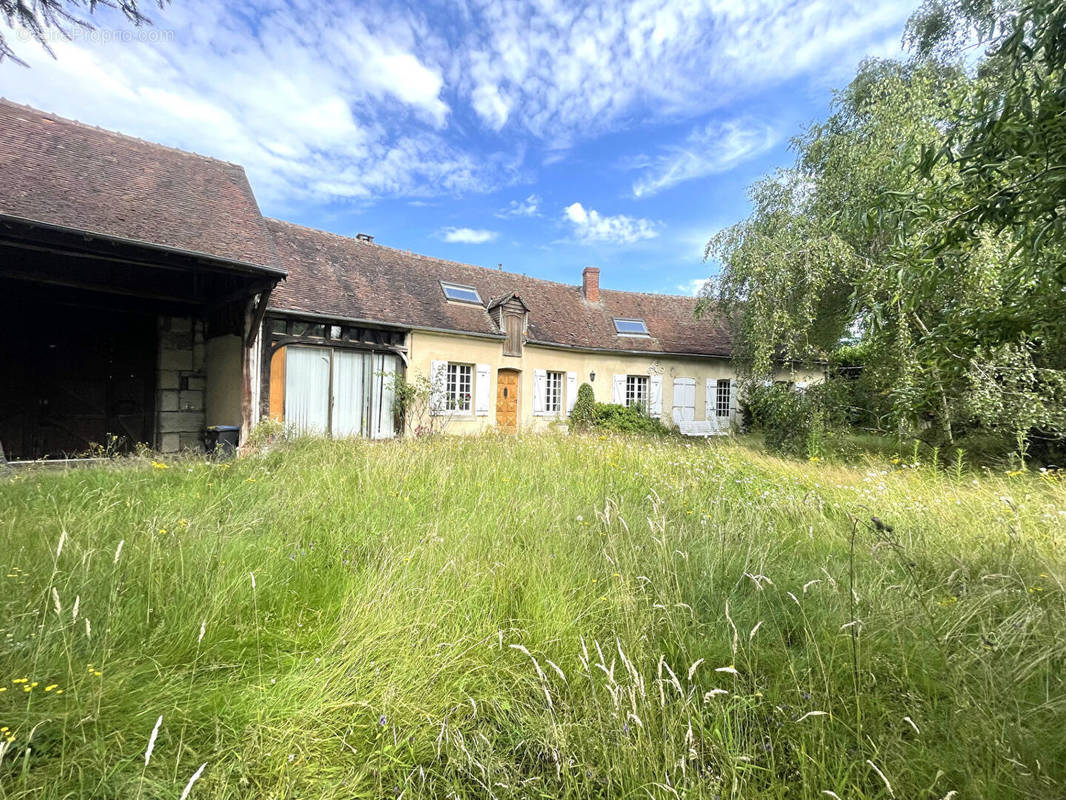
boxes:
[496,369,519,432]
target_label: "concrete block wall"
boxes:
[156,316,207,452]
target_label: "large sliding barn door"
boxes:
[284,346,398,438]
[284,347,331,434]
[331,350,370,437]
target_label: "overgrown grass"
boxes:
[0,434,1063,798]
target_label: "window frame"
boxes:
[445,362,474,414]
[613,317,650,336]
[545,370,563,414]
[440,281,483,305]
[625,374,649,410]
[715,379,731,418]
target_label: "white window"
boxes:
[625,375,649,409]
[716,379,731,417]
[545,370,563,413]
[441,281,482,304]
[446,363,473,413]
[614,318,649,335]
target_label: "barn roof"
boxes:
[267,218,732,357]
[0,99,281,271]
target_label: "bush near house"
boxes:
[568,382,596,431]
[588,402,674,436]
[0,435,1063,799]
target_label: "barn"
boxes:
[0,101,282,460]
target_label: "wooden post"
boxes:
[240,288,273,448]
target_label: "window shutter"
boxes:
[475,363,491,416]
[566,371,578,414]
[612,374,625,404]
[533,369,547,414]
[429,360,446,415]
[729,379,738,425]
[649,374,663,417]
[705,378,715,424]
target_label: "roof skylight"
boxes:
[441,281,482,304]
[613,317,649,335]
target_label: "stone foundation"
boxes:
[156,316,206,452]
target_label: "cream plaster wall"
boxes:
[406,329,822,434]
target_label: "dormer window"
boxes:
[614,317,649,336]
[441,281,482,304]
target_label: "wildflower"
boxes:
[12,678,27,684]
[0,687,6,692]
[158,528,167,535]
[44,684,57,692]
[179,762,207,800]
[151,461,169,470]
[145,715,163,766]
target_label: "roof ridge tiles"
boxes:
[0,97,247,172]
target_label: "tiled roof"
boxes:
[0,99,281,270]
[267,218,733,357]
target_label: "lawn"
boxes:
[0,434,1063,798]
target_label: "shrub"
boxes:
[569,383,596,431]
[589,402,673,436]
[743,381,848,458]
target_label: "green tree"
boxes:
[705,6,1066,456]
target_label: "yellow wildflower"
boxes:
[44,684,57,692]
[151,461,169,470]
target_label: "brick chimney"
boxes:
[582,266,600,302]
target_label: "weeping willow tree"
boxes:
[705,0,1066,456]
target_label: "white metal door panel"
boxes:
[672,378,695,423]
[332,350,369,438]
[370,353,398,439]
[285,346,331,434]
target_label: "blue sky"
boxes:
[0,0,916,294]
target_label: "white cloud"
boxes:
[453,0,912,141]
[633,117,778,197]
[563,202,658,245]
[471,83,512,130]
[497,194,541,217]
[441,227,498,244]
[0,0,912,210]
[677,278,709,296]
[0,2,506,210]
